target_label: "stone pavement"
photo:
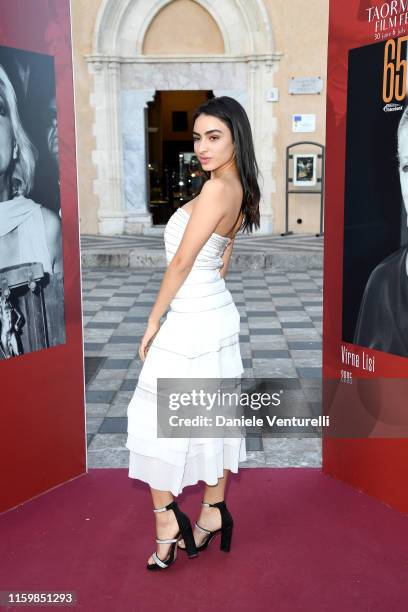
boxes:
[83,263,323,471]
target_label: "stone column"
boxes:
[88,59,125,235]
[215,72,275,234]
[247,60,275,234]
[121,89,155,234]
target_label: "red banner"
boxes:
[0,0,85,513]
[324,0,408,513]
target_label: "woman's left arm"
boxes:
[138,262,194,361]
[140,180,230,361]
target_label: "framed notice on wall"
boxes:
[292,114,316,133]
[293,154,317,187]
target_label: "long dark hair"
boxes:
[192,96,260,234]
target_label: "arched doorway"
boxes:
[147,89,211,226]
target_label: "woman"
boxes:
[0,64,62,276]
[126,96,260,570]
[353,104,408,358]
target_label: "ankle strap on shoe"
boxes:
[202,500,226,509]
[153,500,178,513]
[153,506,168,513]
[195,521,212,534]
[202,500,233,530]
[156,537,179,543]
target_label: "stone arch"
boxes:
[93,0,274,57]
[142,1,224,55]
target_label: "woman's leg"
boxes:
[202,468,229,504]
[179,469,229,548]
[147,487,179,565]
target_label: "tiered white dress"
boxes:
[126,206,247,496]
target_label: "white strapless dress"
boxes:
[126,207,247,495]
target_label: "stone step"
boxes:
[81,250,323,270]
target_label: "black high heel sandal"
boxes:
[178,500,234,554]
[146,500,198,571]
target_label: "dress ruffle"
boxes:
[128,437,247,496]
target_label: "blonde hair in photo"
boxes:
[0,63,37,196]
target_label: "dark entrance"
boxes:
[146,90,213,225]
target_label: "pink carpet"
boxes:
[1,468,408,611]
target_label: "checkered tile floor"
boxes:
[83,266,323,469]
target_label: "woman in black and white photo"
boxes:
[0,59,65,358]
[353,105,408,358]
[0,63,63,277]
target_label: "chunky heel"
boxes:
[172,505,198,559]
[146,500,198,571]
[178,499,234,555]
[180,523,199,558]
[220,523,233,552]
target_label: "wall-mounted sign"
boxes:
[289,77,323,95]
[293,154,317,187]
[266,88,279,102]
[292,114,316,133]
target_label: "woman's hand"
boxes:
[139,319,160,362]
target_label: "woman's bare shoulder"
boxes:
[199,177,229,197]
[200,177,239,195]
[39,204,60,229]
[199,177,242,211]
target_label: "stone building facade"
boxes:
[71,0,329,236]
